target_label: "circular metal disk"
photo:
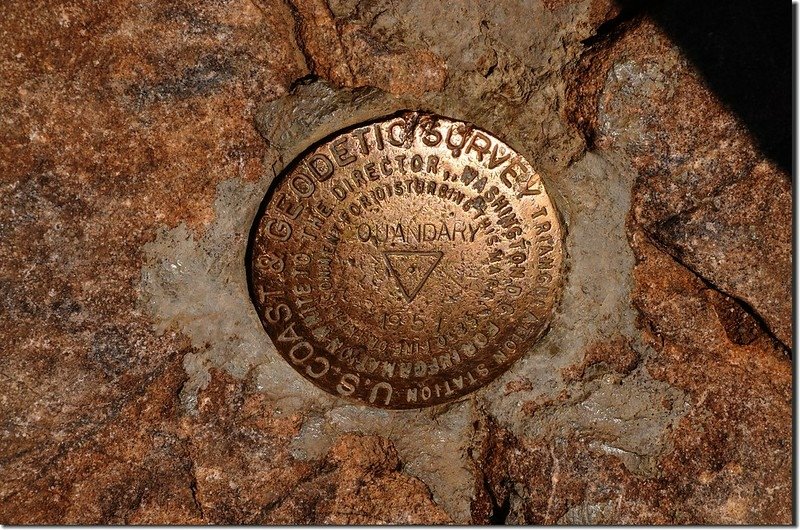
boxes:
[249,112,564,409]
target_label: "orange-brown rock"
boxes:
[284,0,446,96]
[0,0,790,525]
[566,17,792,349]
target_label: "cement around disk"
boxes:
[140,82,687,522]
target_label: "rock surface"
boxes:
[0,0,791,525]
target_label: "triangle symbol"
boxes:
[383,251,443,302]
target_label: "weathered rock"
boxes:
[268,433,451,524]
[0,350,200,524]
[566,18,792,349]
[285,0,447,96]
[1,0,298,523]
[629,236,791,524]
[0,0,790,525]
[182,370,450,524]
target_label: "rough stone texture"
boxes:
[0,0,791,525]
[182,369,450,524]
[566,18,792,349]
